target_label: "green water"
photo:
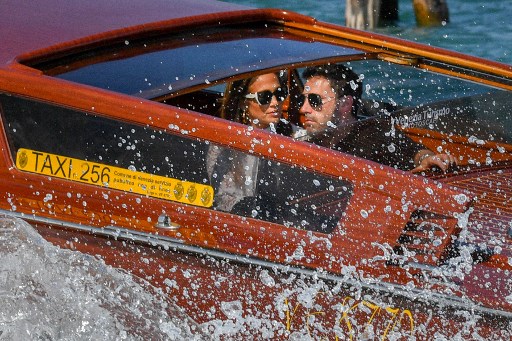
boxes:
[221,0,511,65]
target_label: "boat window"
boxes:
[165,60,510,145]
[30,25,363,100]
[293,60,502,112]
[0,94,352,233]
[346,60,493,106]
[206,144,352,233]
[165,60,511,168]
[291,61,512,144]
[0,94,209,185]
[391,91,512,144]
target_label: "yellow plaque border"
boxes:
[16,148,213,208]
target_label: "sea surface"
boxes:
[222,0,512,65]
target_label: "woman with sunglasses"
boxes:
[207,72,292,213]
[297,64,458,172]
[221,72,293,135]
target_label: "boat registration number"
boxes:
[15,148,213,207]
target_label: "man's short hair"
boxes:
[302,64,362,117]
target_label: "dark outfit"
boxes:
[308,117,424,170]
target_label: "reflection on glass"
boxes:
[207,144,353,233]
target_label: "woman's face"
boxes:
[244,73,284,129]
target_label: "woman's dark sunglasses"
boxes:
[296,93,325,111]
[245,87,288,106]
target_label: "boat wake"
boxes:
[0,216,206,340]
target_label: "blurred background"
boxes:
[221,0,511,64]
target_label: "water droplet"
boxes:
[454,194,468,204]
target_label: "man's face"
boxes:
[299,76,338,135]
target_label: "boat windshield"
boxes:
[38,26,363,98]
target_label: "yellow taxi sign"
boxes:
[16,148,213,207]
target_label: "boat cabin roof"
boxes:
[0,0,248,65]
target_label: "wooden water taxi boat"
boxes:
[0,0,510,338]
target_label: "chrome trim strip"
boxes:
[423,59,512,87]
[1,209,511,319]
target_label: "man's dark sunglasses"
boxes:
[296,93,327,111]
[245,87,288,106]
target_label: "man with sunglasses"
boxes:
[296,64,457,172]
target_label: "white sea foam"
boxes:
[0,216,206,340]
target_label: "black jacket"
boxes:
[308,117,424,170]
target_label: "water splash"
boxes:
[0,216,206,340]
